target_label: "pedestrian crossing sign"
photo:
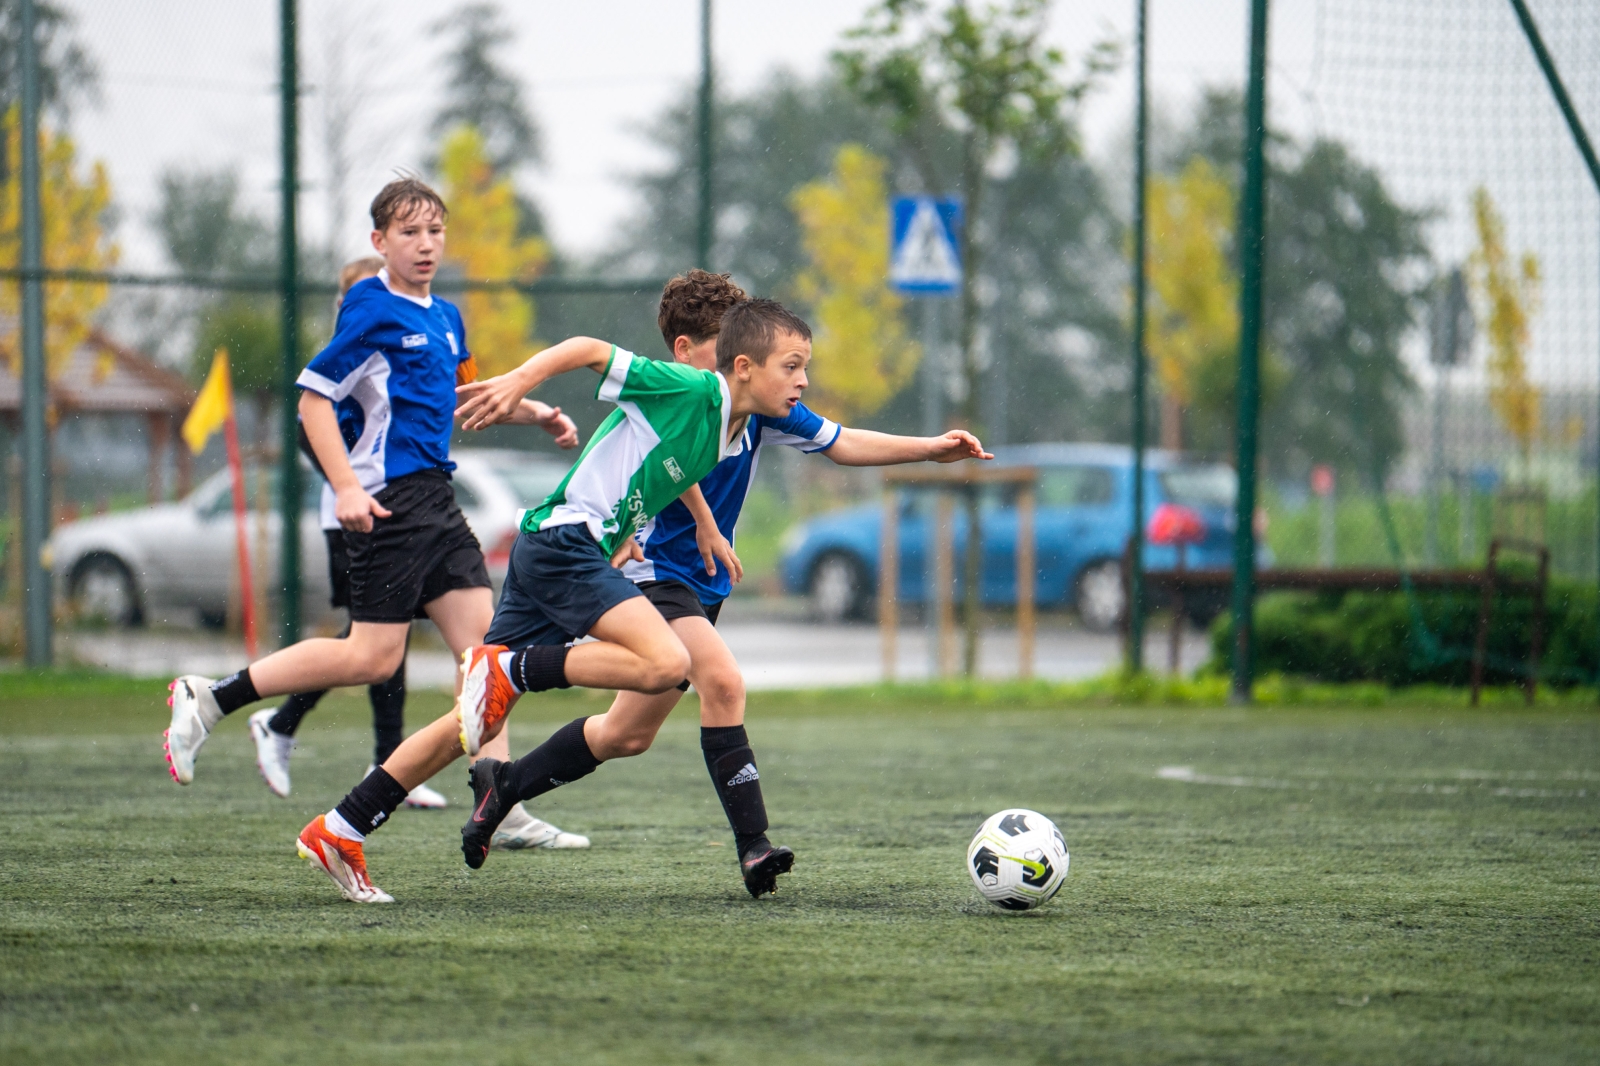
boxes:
[889,196,963,295]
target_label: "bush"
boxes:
[1207,578,1599,688]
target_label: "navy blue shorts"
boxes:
[485,524,643,649]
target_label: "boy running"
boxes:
[162,180,578,852]
[293,296,987,903]
[243,254,586,849]
[537,270,991,894]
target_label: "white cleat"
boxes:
[164,675,222,785]
[404,781,449,809]
[249,709,295,797]
[492,803,590,850]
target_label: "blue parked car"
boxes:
[778,443,1243,629]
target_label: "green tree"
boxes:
[1173,88,1428,483]
[835,0,1114,675]
[790,144,919,423]
[429,2,545,238]
[0,0,97,177]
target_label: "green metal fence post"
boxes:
[1229,0,1270,704]
[1504,0,1600,691]
[1127,0,1149,674]
[696,0,714,270]
[278,0,302,646]
[19,0,49,667]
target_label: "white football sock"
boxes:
[497,651,524,691]
[324,809,365,843]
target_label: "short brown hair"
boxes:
[657,270,748,348]
[338,256,385,297]
[370,176,447,232]
[715,298,812,374]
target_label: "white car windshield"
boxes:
[1159,465,1237,509]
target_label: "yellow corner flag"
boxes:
[182,348,234,455]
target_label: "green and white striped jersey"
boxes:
[521,346,734,558]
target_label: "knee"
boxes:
[640,643,692,694]
[607,732,654,759]
[695,664,745,715]
[354,642,405,686]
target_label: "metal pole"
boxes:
[1229,0,1270,704]
[1503,0,1600,687]
[1127,0,1149,674]
[19,0,49,667]
[277,0,302,646]
[696,0,714,269]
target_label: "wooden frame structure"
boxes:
[1134,537,1549,703]
[879,465,1038,681]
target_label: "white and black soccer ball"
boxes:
[967,808,1069,911]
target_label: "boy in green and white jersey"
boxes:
[293,300,842,902]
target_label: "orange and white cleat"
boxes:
[295,815,393,904]
[164,675,222,785]
[457,644,516,757]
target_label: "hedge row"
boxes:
[1206,580,1600,688]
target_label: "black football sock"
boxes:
[333,766,409,836]
[210,668,260,716]
[267,690,325,736]
[506,645,572,693]
[702,725,770,857]
[369,658,406,765]
[505,717,600,801]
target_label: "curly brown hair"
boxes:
[656,269,748,349]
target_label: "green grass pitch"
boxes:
[1,674,1597,1064]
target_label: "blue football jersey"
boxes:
[623,401,841,604]
[296,270,474,495]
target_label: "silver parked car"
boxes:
[50,448,569,629]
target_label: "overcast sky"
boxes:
[62,1,1600,385]
[69,0,1321,267]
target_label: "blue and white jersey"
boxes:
[622,400,841,604]
[298,269,475,528]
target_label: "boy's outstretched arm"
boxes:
[825,427,993,467]
[455,336,612,430]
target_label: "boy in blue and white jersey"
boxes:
[580,271,989,895]
[162,180,580,880]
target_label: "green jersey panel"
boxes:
[522,347,732,558]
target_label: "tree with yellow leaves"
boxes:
[437,125,550,379]
[0,106,117,381]
[790,144,919,423]
[1467,187,1540,467]
[1144,157,1238,451]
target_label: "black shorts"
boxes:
[484,524,643,648]
[638,580,724,626]
[342,469,490,624]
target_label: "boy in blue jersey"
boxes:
[573,271,991,895]
[162,181,578,845]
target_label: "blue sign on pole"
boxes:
[889,196,963,295]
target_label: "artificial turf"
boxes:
[0,675,1597,1064]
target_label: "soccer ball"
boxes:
[967,808,1069,911]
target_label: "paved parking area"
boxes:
[56,600,1214,691]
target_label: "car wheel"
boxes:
[70,554,142,627]
[810,553,869,624]
[1075,559,1124,632]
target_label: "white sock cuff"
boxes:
[497,650,522,692]
[324,809,365,843]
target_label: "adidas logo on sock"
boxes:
[726,763,759,786]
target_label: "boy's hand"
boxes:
[697,524,743,583]
[609,538,645,569]
[930,429,994,463]
[334,484,392,533]
[456,370,532,431]
[536,404,580,449]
